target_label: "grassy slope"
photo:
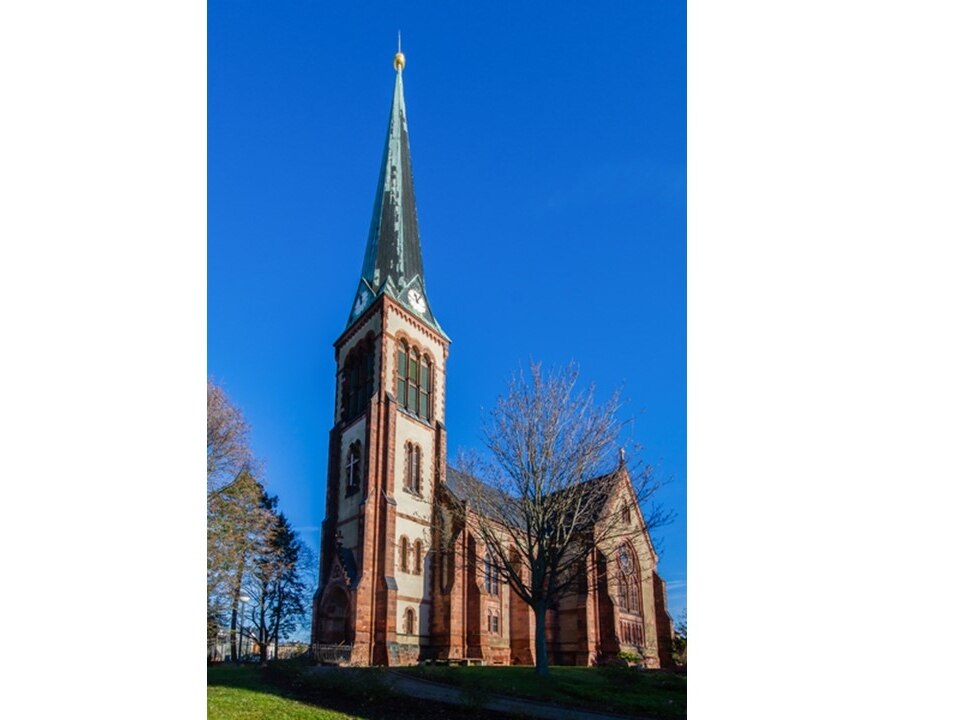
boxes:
[208,665,358,720]
[398,665,687,719]
[209,662,518,720]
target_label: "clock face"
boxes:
[407,288,426,313]
[353,290,370,318]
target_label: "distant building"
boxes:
[311,51,673,668]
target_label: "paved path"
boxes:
[384,670,651,720]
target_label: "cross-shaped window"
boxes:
[346,442,361,495]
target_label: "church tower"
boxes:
[312,49,450,666]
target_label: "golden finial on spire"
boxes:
[394,31,405,71]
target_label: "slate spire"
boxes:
[347,49,445,338]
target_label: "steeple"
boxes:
[347,47,446,338]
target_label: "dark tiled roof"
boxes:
[444,464,620,527]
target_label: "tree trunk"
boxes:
[534,602,549,676]
[229,596,239,663]
[272,594,283,662]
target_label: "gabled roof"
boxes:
[346,57,447,339]
[335,544,359,586]
[444,463,622,529]
[445,465,503,507]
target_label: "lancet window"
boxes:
[412,539,423,575]
[403,442,423,495]
[342,338,375,423]
[399,536,409,573]
[617,542,642,615]
[396,340,432,421]
[483,554,500,596]
[404,607,415,635]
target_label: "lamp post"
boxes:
[238,593,250,663]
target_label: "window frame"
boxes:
[396,339,433,422]
[403,442,423,496]
[342,338,375,424]
[412,539,423,575]
[399,535,409,573]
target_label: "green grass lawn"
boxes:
[208,665,358,720]
[398,665,687,719]
[208,662,516,719]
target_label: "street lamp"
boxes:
[238,594,250,663]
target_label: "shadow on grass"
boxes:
[398,665,686,720]
[208,661,514,720]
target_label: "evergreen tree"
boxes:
[207,469,272,662]
[245,505,310,663]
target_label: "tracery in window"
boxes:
[396,340,432,421]
[403,442,422,494]
[617,542,642,615]
[342,338,375,423]
[345,441,362,495]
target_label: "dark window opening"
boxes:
[342,339,375,423]
[396,340,432,421]
[345,441,362,496]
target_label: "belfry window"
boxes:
[342,338,375,423]
[345,441,362,495]
[396,340,432,421]
[403,442,422,495]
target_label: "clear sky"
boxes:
[209,0,686,622]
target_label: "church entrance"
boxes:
[318,586,351,644]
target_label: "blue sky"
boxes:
[209,0,686,622]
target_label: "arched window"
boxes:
[621,502,631,525]
[617,543,641,614]
[483,554,500,595]
[396,340,432,421]
[404,607,415,635]
[487,609,500,635]
[345,441,362,496]
[342,338,375,423]
[399,536,409,573]
[403,442,422,495]
[413,539,423,575]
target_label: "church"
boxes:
[311,50,674,668]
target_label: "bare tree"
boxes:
[450,362,672,675]
[208,378,254,497]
